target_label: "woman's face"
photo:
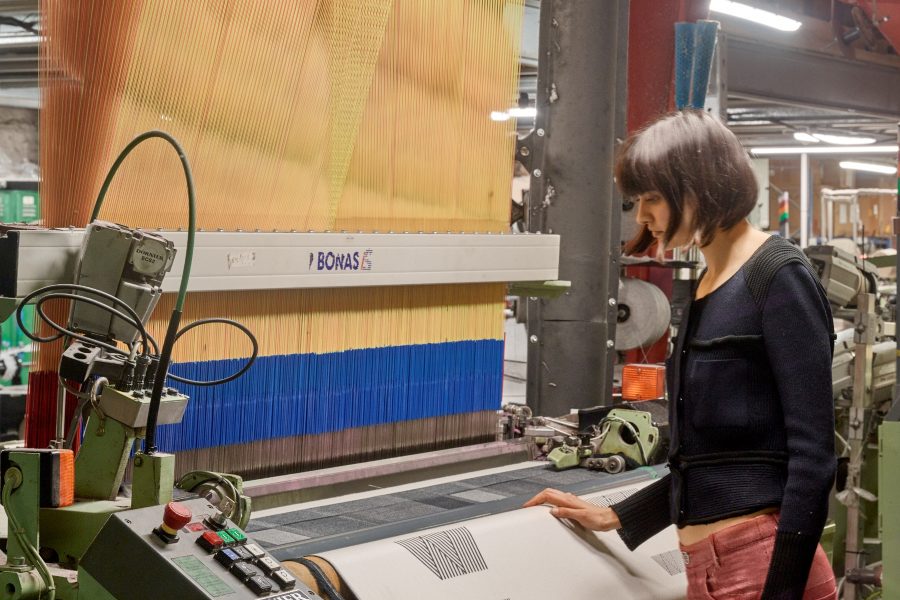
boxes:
[635,191,695,250]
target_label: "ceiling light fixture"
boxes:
[709,0,802,32]
[750,145,899,156]
[793,132,820,143]
[812,132,876,145]
[839,161,898,175]
[792,131,877,145]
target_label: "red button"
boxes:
[200,531,224,549]
[163,502,193,532]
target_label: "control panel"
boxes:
[79,497,321,600]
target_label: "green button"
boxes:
[216,531,236,545]
[225,528,247,544]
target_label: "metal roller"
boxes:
[615,278,671,351]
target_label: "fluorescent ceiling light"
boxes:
[508,107,537,118]
[0,35,41,46]
[792,132,877,145]
[839,161,897,175]
[793,132,819,143]
[710,0,802,31]
[750,145,898,156]
[813,132,876,145]
[490,107,536,122]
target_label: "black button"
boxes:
[230,561,257,582]
[246,575,272,595]
[232,546,253,562]
[257,556,281,575]
[271,569,297,590]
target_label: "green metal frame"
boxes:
[879,421,900,598]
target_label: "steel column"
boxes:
[801,152,810,247]
[526,0,628,416]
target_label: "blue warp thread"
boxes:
[156,339,504,452]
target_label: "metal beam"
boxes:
[727,36,900,119]
[525,0,628,417]
[0,229,561,296]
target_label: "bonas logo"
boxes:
[308,249,374,272]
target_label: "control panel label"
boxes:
[172,555,235,597]
[271,593,313,600]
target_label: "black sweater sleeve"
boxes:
[759,263,836,600]
[610,474,672,550]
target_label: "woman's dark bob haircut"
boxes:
[616,110,758,255]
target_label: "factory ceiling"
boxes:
[0,0,896,150]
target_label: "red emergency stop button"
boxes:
[153,502,192,544]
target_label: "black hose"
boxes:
[144,309,182,454]
[167,318,259,386]
[17,283,152,355]
[296,558,346,600]
[33,293,148,356]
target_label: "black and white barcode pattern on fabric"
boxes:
[396,527,488,580]
[585,488,640,508]
[651,549,686,575]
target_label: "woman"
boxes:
[524,110,837,600]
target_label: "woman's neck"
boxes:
[698,220,765,278]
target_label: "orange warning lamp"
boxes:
[0,448,74,507]
[621,364,665,401]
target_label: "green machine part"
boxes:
[0,449,83,600]
[879,421,900,598]
[548,444,590,470]
[597,409,659,466]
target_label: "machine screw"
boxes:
[608,298,617,306]
[533,169,542,178]
[606,340,615,348]
[520,146,530,156]
[530,335,538,343]
[537,128,545,137]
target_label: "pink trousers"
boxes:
[679,514,837,600]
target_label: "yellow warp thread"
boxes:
[37,1,522,387]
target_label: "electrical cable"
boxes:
[295,557,346,600]
[2,470,55,600]
[16,283,152,355]
[90,130,196,312]
[168,318,259,386]
[602,415,649,465]
[88,131,197,455]
[33,293,147,357]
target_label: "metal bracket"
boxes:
[515,131,535,173]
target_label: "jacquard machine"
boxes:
[0,1,706,599]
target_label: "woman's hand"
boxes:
[522,488,622,531]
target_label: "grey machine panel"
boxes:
[79,497,320,600]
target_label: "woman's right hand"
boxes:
[522,488,622,532]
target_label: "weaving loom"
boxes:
[30,0,526,478]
